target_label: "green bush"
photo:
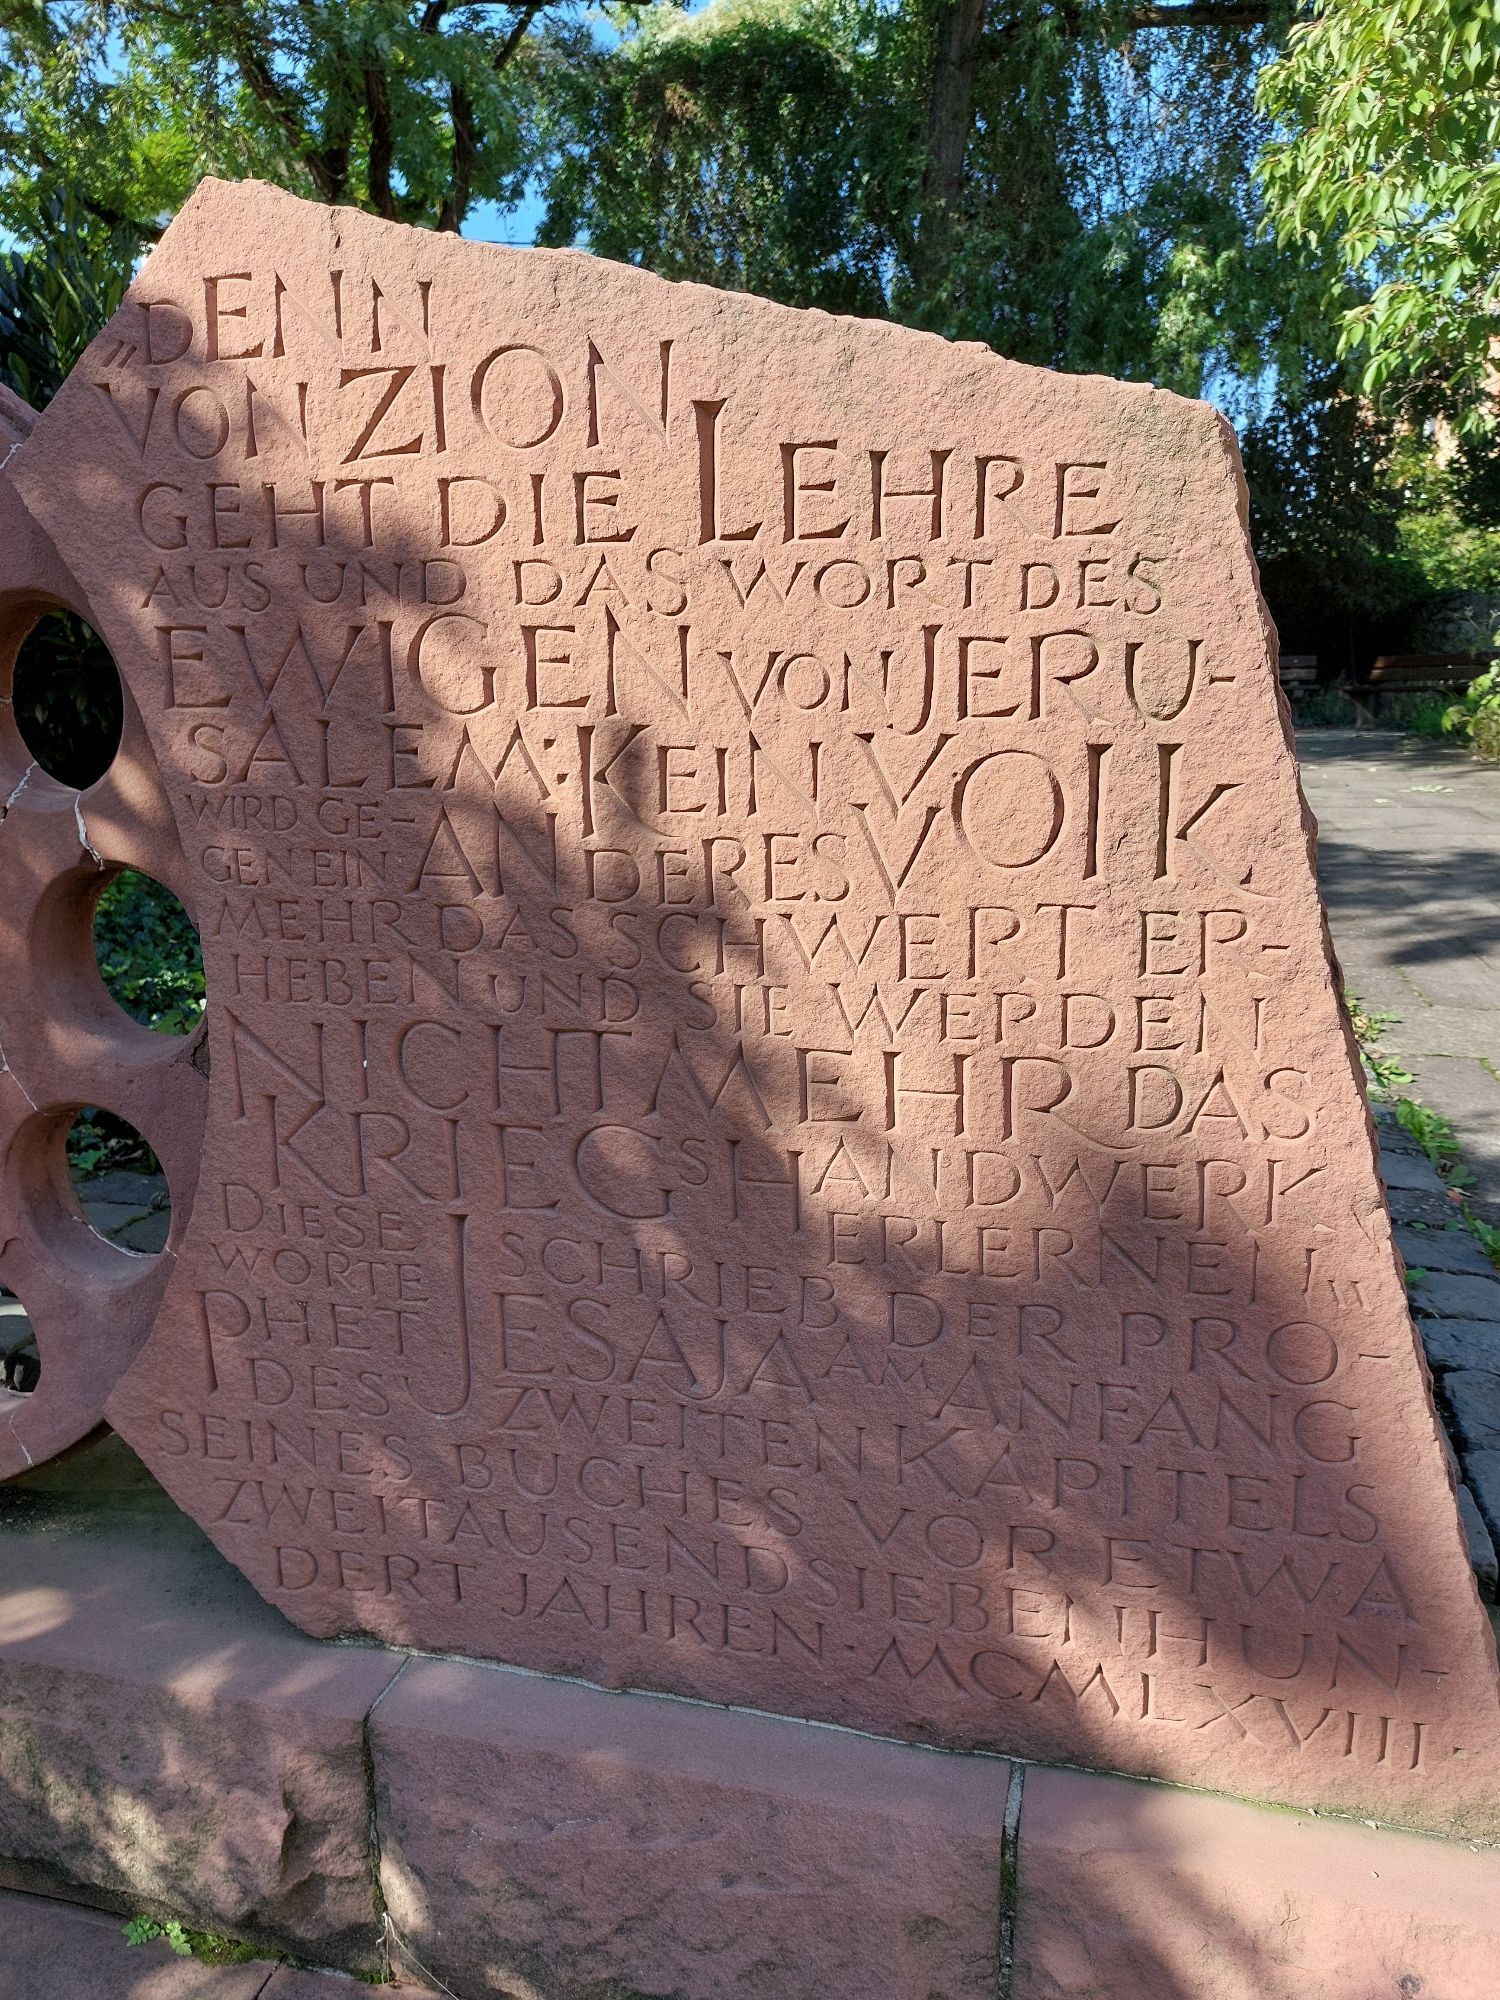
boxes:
[1443,665,1500,760]
[69,871,204,1181]
[93,870,204,1037]
[1381,691,1453,738]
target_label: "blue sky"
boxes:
[464,186,549,248]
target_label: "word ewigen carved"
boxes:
[13,179,1500,1833]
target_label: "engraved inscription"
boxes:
[15,180,1500,1833]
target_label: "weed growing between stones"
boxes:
[1347,990,1499,1272]
[123,1914,262,1964]
[1346,996,1415,1095]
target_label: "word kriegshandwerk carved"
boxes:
[8,178,1499,1832]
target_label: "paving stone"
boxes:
[1402,958,1500,1012]
[371,1657,1011,2000]
[1390,1006,1500,1061]
[77,1199,172,1254]
[1301,733,1500,1228]
[1393,1223,1497,1277]
[0,1888,275,1999]
[0,1504,400,1973]
[1377,1148,1451,1193]
[262,1970,430,1997]
[1408,1268,1500,1321]
[1442,1370,1500,1451]
[1463,1449,1500,1546]
[1371,1106,1425,1154]
[74,1170,171,1210]
[1418,1317,1500,1374]
[1387,1182,1469,1227]
[1012,1764,1500,2000]
[1457,1483,1499,1601]
[1400,1060,1500,1231]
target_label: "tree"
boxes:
[536,0,1304,394]
[0,0,1487,665]
[1257,0,1500,428]
[0,0,576,249]
[0,191,133,402]
[1239,374,1409,677]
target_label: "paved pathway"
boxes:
[0,1888,435,1998]
[1298,729,1500,1226]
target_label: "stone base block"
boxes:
[1013,1765,1500,2000]
[7,1493,1500,2000]
[370,1658,1013,2000]
[0,1502,400,1974]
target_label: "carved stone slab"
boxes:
[12,179,1500,1828]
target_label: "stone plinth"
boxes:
[1012,1764,1500,2000]
[371,1658,1012,2000]
[0,1499,398,1973]
[5,1497,1500,1998]
[0,1889,271,2000]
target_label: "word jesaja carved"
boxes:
[9,178,1500,1834]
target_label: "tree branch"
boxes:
[1126,2,1272,26]
[220,1,344,200]
[435,0,545,231]
[24,140,162,242]
[491,0,546,74]
[438,79,477,231]
[364,67,398,220]
[910,0,987,309]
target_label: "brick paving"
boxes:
[1299,729,1500,1227]
[1298,727,1500,1584]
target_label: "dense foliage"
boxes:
[93,870,207,1040]
[1259,0,1500,429]
[0,0,572,240]
[2,0,1499,670]
[539,0,1307,390]
[63,870,204,1181]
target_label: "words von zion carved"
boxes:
[11,178,1500,1829]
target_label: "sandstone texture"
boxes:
[0,382,208,1480]
[371,1657,1010,2000]
[8,176,1500,1824]
[0,1504,397,1971]
[1012,1764,1500,1999]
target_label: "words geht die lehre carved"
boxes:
[13,177,1500,1833]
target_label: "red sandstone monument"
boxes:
[3,180,1499,1877]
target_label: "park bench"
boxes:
[1277,652,1319,690]
[1346,649,1498,725]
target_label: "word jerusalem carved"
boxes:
[11,179,1500,1832]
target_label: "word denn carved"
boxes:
[11,179,1500,1830]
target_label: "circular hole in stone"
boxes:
[66,1110,171,1255]
[0,1285,39,1395]
[92,869,206,1036]
[11,609,124,789]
